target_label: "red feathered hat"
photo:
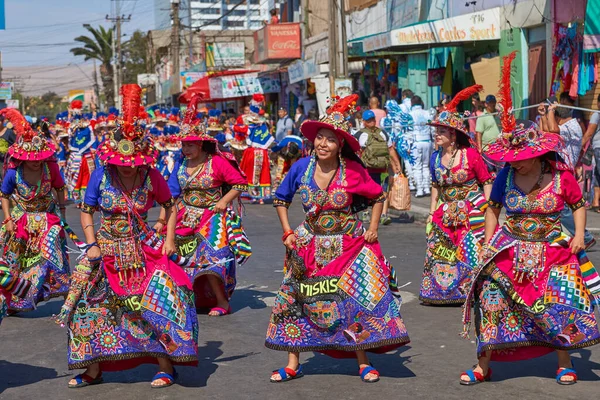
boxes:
[486,52,561,162]
[1,109,56,161]
[178,94,217,143]
[97,84,158,167]
[300,94,361,152]
[69,100,83,114]
[427,85,483,139]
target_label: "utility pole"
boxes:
[92,59,102,111]
[106,0,131,106]
[171,0,181,96]
[187,0,194,66]
[339,0,348,79]
[328,0,337,95]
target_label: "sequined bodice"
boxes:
[176,157,222,208]
[434,149,473,187]
[503,170,565,215]
[14,165,54,212]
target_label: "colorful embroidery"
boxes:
[545,264,591,313]
[338,248,387,311]
[140,270,187,328]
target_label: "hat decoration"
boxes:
[97,84,158,167]
[486,51,561,162]
[229,115,249,150]
[428,84,483,135]
[0,108,56,161]
[206,109,223,132]
[177,94,217,143]
[300,94,361,152]
[69,100,83,115]
[245,93,266,124]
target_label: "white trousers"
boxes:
[413,141,432,194]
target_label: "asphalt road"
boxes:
[0,202,599,400]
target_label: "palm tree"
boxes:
[70,25,115,107]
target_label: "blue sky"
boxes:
[0,0,155,67]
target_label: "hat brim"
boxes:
[427,121,469,136]
[486,134,560,162]
[8,143,56,161]
[229,140,248,150]
[98,142,158,167]
[301,121,360,152]
[179,135,218,143]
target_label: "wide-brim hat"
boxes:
[8,140,56,161]
[486,123,561,162]
[229,138,249,151]
[301,120,360,152]
[427,111,469,135]
[98,136,158,166]
[177,124,218,143]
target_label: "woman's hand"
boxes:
[213,199,229,213]
[363,228,378,243]
[153,221,165,232]
[283,233,296,250]
[4,220,15,234]
[537,103,547,116]
[163,239,177,257]
[570,234,585,254]
[426,214,433,225]
[86,245,102,262]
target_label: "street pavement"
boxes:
[0,202,599,400]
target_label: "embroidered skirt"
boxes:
[174,205,251,309]
[472,231,600,361]
[0,210,70,311]
[420,192,486,304]
[265,222,410,358]
[66,242,199,371]
[239,148,271,200]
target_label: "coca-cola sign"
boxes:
[254,23,301,63]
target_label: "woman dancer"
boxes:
[65,85,198,389]
[158,95,250,317]
[0,108,70,312]
[266,94,410,383]
[419,85,493,305]
[460,53,600,386]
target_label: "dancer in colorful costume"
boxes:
[228,116,249,164]
[240,94,273,204]
[160,94,251,317]
[65,84,198,389]
[419,85,493,305]
[0,260,32,325]
[66,101,97,203]
[0,108,70,312]
[266,94,410,383]
[460,53,600,386]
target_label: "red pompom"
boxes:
[70,100,83,110]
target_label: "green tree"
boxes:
[22,91,68,119]
[70,25,115,107]
[122,30,151,85]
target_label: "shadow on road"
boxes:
[299,346,416,380]
[230,287,277,311]
[0,360,64,394]
[486,349,600,382]
[8,298,62,319]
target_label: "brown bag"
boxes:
[389,174,411,211]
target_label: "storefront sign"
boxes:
[0,82,12,100]
[390,8,500,46]
[254,23,302,63]
[363,33,391,52]
[6,99,18,109]
[208,73,281,99]
[287,59,319,84]
[180,71,205,89]
[206,42,245,68]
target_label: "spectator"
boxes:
[265,8,279,24]
[560,92,586,133]
[358,109,401,225]
[368,96,387,127]
[275,107,293,142]
[539,101,595,249]
[294,105,306,135]
[580,93,600,211]
[468,93,484,134]
[410,95,433,197]
[475,94,500,153]
[399,89,414,114]
[307,109,318,121]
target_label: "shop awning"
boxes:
[178,70,257,104]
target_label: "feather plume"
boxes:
[0,108,35,140]
[252,94,265,103]
[327,94,358,115]
[183,94,202,125]
[499,51,517,133]
[120,84,142,138]
[445,85,483,112]
[70,100,83,110]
